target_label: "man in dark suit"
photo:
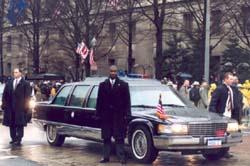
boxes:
[232,75,243,123]
[96,65,131,164]
[2,68,31,146]
[209,72,241,122]
[209,72,242,158]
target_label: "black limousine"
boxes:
[32,77,242,163]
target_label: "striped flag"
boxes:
[156,94,166,120]
[109,0,119,7]
[76,41,89,59]
[89,49,96,66]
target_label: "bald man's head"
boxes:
[109,65,118,79]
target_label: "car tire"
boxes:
[130,125,158,163]
[46,125,65,146]
[202,147,229,160]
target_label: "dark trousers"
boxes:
[103,137,126,160]
[9,126,24,142]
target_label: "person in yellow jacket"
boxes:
[208,83,217,103]
[50,85,57,99]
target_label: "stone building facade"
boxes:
[1,0,250,81]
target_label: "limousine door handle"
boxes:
[70,112,75,118]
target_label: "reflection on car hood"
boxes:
[132,107,227,123]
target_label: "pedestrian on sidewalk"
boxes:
[178,79,190,100]
[198,81,209,109]
[1,68,32,146]
[209,72,241,158]
[189,81,201,107]
[96,65,131,164]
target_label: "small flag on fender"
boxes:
[156,94,167,120]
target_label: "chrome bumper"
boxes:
[153,132,242,150]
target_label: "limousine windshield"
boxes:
[130,86,186,108]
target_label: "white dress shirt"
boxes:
[224,86,233,118]
[13,77,21,90]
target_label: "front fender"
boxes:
[127,118,154,144]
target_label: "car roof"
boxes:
[66,76,163,86]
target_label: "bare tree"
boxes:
[136,0,174,79]
[111,0,146,73]
[0,0,6,80]
[226,0,250,49]
[16,0,50,74]
[176,0,233,80]
[50,0,110,80]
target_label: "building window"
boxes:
[19,34,23,50]
[211,10,222,35]
[108,58,115,65]
[242,7,250,34]
[109,23,116,42]
[183,13,193,31]
[7,63,11,74]
[7,36,12,52]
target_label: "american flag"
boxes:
[156,94,167,120]
[89,48,96,66]
[76,41,89,59]
[109,0,119,7]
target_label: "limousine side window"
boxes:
[69,85,90,107]
[53,86,72,105]
[87,86,99,109]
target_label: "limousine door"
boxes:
[84,86,100,129]
[65,85,90,127]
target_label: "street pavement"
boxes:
[0,122,250,166]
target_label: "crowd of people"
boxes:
[162,73,248,125]
[30,80,64,102]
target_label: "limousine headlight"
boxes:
[158,124,188,135]
[227,122,239,132]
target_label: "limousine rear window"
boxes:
[69,85,90,107]
[53,85,72,106]
[87,86,99,109]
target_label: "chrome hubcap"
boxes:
[132,130,147,159]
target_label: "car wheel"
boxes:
[130,125,158,163]
[46,125,65,146]
[202,147,229,160]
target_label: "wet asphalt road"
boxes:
[0,122,250,166]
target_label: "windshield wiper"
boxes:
[162,104,185,107]
[131,105,156,108]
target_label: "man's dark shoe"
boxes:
[224,152,233,158]
[9,140,15,144]
[99,158,109,163]
[13,141,21,146]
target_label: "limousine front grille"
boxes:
[188,123,227,136]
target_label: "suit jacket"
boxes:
[209,84,229,114]
[231,86,243,124]
[96,77,131,139]
[2,78,32,126]
[208,84,241,123]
